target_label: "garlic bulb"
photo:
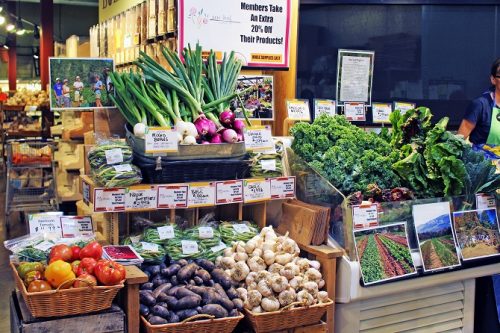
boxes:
[247,290,263,308]
[268,263,283,274]
[223,247,235,257]
[251,248,263,258]
[289,276,304,290]
[257,280,273,297]
[304,268,322,281]
[262,241,275,252]
[271,275,289,293]
[318,291,329,303]
[256,270,271,282]
[251,305,263,313]
[244,239,257,254]
[297,290,315,306]
[309,260,321,270]
[296,258,310,272]
[220,257,236,270]
[231,261,250,281]
[237,287,248,301]
[318,279,325,289]
[248,256,267,272]
[302,281,319,297]
[263,250,276,266]
[275,253,293,265]
[234,252,249,262]
[278,288,297,306]
[261,296,280,312]
[245,272,258,285]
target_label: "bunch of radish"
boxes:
[190,110,246,145]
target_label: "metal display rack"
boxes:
[5,139,59,232]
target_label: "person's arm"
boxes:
[458,98,482,140]
[457,119,476,138]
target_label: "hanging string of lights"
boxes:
[0,1,38,38]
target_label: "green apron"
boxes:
[486,106,500,145]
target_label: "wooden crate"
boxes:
[10,291,125,333]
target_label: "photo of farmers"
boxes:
[49,58,114,110]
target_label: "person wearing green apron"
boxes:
[458,58,500,145]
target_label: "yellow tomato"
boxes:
[44,260,76,288]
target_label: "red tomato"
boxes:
[50,244,73,262]
[49,256,62,264]
[94,260,126,286]
[73,273,97,288]
[71,260,81,274]
[71,246,81,261]
[77,257,97,276]
[28,280,52,292]
[79,241,103,260]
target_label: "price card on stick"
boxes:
[125,185,158,210]
[233,224,251,234]
[243,178,271,203]
[141,242,160,252]
[314,99,336,118]
[29,212,64,236]
[157,185,189,209]
[104,148,124,165]
[344,102,366,121]
[476,193,496,210]
[286,99,311,121]
[94,188,126,212]
[157,225,176,240]
[352,204,379,229]
[270,177,295,199]
[181,240,199,255]
[372,103,392,124]
[198,227,214,239]
[393,101,416,115]
[216,180,243,204]
[144,127,179,154]
[82,180,91,205]
[187,182,216,207]
[60,216,94,238]
[244,125,275,152]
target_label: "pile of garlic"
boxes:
[215,226,329,313]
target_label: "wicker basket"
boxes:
[244,299,334,333]
[11,263,124,318]
[141,313,244,333]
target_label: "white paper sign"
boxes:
[181,240,199,255]
[113,164,133,172]
[216,180,244,204]
[125,186,158,210]
[94,188,126,212]
[60,216,93,238]
[179,0,291,68]
[244,179,271,203]
[286,99,311,121]
[82,180,91,205]
[187,182,216,207]
[233,224,251,234]
[337,50,374,104]
[270,177,295,199]
[372,103,392,124]
[198,227,214,239]
[157,185,189,208]
[29,212,64,235]
[261,159,276,171]
[314,99,336,118]
[34,240,55,251]
[141,242,160,252]
[157,225,176,240]
[244,125,274,152]
[352,204,379,229]
[130,235,141,244]
[394,102,416,115]
[104,148,124,165]
[145,127,179,154]
[344,102,366,121]
[476,193,496,210]
[211,242,227,253]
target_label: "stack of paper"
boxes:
[102,245,144,266]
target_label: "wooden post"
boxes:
[40,0,54,90]
[8,41,16,91]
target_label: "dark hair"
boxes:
[491,58,500,76]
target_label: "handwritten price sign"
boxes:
[244,179,271,203]
[216,180,244,204]
[125,186,158,210]
[157,185,189,209]
[94,188,126,212]
[187,182,215,207]
[286,99,311,121]
[244,125,274,152]
[270,177,295,199]
[145,127,179,154]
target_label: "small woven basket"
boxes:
[141,313,244,333]
[244,299,334,333]
[11,263,124,318]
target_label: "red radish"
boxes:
[233,119,246,134]
[210,134,223,144]
[219,110,235,125]
[207,119,217,136]
[194,117,211,135]
[222,129,238,143]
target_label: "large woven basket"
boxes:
[244,299,334,333]
[141,313,244,333]
[11,263,124,318]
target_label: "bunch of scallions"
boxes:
[109,43,252,145]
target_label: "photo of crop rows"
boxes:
[354,223,416,284]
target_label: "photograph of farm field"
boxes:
[453,209,500,260]
[413,202,460,272]
[354,223,416,285]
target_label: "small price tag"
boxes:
[125,186,157,210]
[244,125,275,152]
[29,212,63,235]
[314,99,336,118]
[393,101,416,115]
[372,103,392,124]
[34,240,54,251]
[82,180,90,206]
[94,188,126,212]
[211,242,227,253]
[198,227,214,239]
[141,242,160,252]
[344,102,366,121]
[476,193,496,210]
[157,185,189,208]
[188,182,216,207]
[286,99,311,121]
[145,127,179,154]
[216,180,244,204]
[181,240,199,255]
[244,179,271,203]
[270,177,296,199]
[157,225,175,240]
[130,235,141,244]
[352,204,379,229]
[60,216,93,237]
[261,159,276,171]
[113,164,133,172]
[105,148,124,165]
[233,224,251,234]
